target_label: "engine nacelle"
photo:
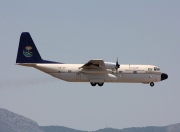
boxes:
[104,62,116,69]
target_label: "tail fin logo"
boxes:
[23,46,33,57]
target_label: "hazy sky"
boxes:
[0,0,180,131]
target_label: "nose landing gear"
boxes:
[150,82,154,87]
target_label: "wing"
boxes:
[80,59,105,69]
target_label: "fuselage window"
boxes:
[148,68,152,71]
[119,71,122,73]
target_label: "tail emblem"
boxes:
[23,46,33,57]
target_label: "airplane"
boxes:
[16,32,168,87]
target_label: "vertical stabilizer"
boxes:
[16,32,61,64]
[16,32,42,63]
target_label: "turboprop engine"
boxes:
[104,58,120,69]
[104,62,117,69]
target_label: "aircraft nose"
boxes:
[161,73,168,81]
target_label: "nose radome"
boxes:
[161,73,168,81]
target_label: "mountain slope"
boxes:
[41,126,86,132]
[95,126,166,132]
[0,108,43,132]
[41,124,180,132]
[0,108,180,132]
[166,123,180,132]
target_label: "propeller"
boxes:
[115,57,120,70]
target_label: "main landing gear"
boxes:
[90,82,104,87]
[150,82,154,87]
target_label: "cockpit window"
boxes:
[154,67,160,71]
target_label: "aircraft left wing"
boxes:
[80,59,105,69]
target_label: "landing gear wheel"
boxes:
[150,82,154,87]
[98,82,104,86]
[90,82,96,86]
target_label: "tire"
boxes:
[150,82,154,87]
[90,82,96,86]
[98,82,104,86]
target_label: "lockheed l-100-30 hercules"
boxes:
[16,32,168,87]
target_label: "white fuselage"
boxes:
[21,64,161,84]
[16,32,168,87]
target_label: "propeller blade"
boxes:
[116,57,120,69]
